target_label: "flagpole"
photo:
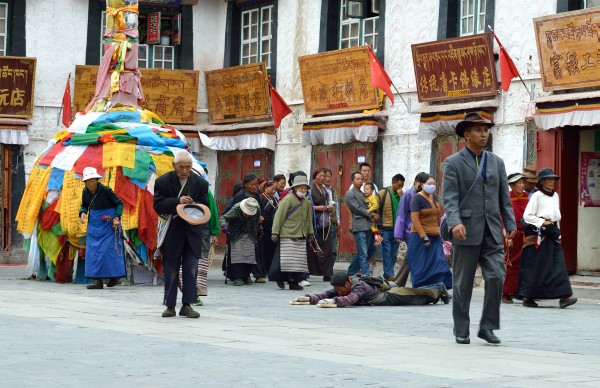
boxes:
[488,25,533,100]
[258,70,299,122]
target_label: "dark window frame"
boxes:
[437,0,495,40]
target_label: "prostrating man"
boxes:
[345,172,378,276]
[292,271,450,307]
[79,167,125,290]
[378,173,405,281]
[393,172,429,286]
[154,152,209,318]
[442,112,516,345]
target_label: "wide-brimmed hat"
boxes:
[239,198,259,216]
[291,175,309,188]
[455,112,494,137]
[537,168,560,184]
[176,203,211,225]
[507,173,526,184]
[522,166,538,183]
[82,167,102,182]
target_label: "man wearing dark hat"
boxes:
[154,152,209,318]
[442,112,517,345]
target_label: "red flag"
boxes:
[367,45,394,105]
[62,73,72,127]
[263,75,292,128]
[491,31,520,92]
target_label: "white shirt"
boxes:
[523,190,561,228]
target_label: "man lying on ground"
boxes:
[292,271,450,307]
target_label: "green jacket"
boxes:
[207,190,220,236]
[271,193,314,238]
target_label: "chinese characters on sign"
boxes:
[580,152,600,207]
[411,33,498,102]
[205,62,271,124]
[0,57,36,118]
[534,8,600,91]
[298,46,379,116]
[73,65,199,124]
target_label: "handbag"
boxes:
[441,151,486,241]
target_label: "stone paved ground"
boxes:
[1,265,600,387]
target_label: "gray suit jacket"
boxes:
[345,186,372,232]
[442,147,516,246]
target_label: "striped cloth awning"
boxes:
[0,129,29,145]
[302,119,382,146]
[418,110,495,140]
[199,129,276,151]
[534,98,600,130]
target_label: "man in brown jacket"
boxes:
[378,174,405,280]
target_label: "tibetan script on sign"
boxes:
[205,62,271,124]
[0,56,36,118]
[74,65,199,124]
[298,46,379,115]
[411,33,498,102]
[534,8,600,91]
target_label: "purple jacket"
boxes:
[393,187,415,240]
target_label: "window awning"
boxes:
[534,97,600,130]
[418,109,495,140]
[198,129,276,151]
[0,118,31,145]
[301,119,383,146]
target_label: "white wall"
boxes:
[577,130,600,271]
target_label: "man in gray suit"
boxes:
[345,172,379,276]
[442,112,516,345]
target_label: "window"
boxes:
[0,2,9,56]
[339,0,380,52]
[584,0,600,7]
[459,0,486,36]
[100,10,177,69]
[240,5,273,69]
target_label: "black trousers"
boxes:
[162,240,198,308]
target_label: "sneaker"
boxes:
[162,307,176,317]
[299,280,311,287]
[179,304,200,318]
[244,277,254,285]
[254,277,267,283]
[233,279,244,286]
[193,296,204,306]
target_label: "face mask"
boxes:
[296,190,307,198]
[423,184,436,194]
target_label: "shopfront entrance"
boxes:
[311,141,376,261]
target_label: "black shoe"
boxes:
[288,282,304,291]
[323,276,332,282]
[276,281,285,289]
[477,329,501,344]
[522,298,538,308]
[179,304,200,318]
[162,307,176,317]
[559,297,577,309]
[107,278,120,287]
[86,280,103,289]
[439,283,451,304]
[244,277,254,285]
[455,336,470,344]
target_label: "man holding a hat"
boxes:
[442,112,516,345]
[79,167,125,290]
[154,152,210,318]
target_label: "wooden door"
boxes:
[433,133,465,194]
[1,145,12,253]
[535,129,578,272]
[312,142,375,261]
[214,149,272,246]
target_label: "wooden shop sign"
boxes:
[298,46,379,116]
[73,65,199,124]
[411,33,498,102]
[205,62,271,124]
[534,7,600,91]
[0,56,36,118]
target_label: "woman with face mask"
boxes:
[406,175,453,289]
[269,174,315,291]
